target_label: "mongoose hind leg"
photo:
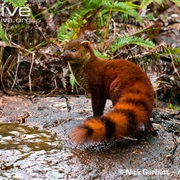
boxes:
[145,121,158,136]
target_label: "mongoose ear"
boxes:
[80,41,91,49]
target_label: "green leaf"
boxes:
[84,0,104,8]
[0,24,7,42]
[110,36,155,53]
[58,7,90,41]
[140,0,165,9]
[165,47,180,64]
[146,13,155,20]
[58,25,77,41]
[3,0,27,7]
[169,103,180,111]
[171,0,180,7]
[94,50,109,59]
[155,0,164,6]
[140,0,154,10]
[167,47,180,55]
[70,73,76,91]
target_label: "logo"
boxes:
[0,4,31,24]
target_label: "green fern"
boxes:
[58,7,91,40]
[58,0,143,41]
[58,0,105,41]
[111,2,142,22]
[83,0,104,9]
[110,36,155,53]
[3,0,27,7]
[140,0,180,9]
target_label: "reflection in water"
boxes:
[0,123,68,179]
[0,123,60,151]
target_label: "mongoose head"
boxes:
[61,40,94,64]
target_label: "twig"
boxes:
[17,112,30,124]
[11,51,20,89]
[121,136,138,141]
[28,52,35,92]
[111,18,116,39]
[166,48,180,78]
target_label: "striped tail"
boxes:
[70,109,136,144]
[71,83,157,144]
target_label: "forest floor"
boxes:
[0,94,179,180]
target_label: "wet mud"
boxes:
[0,95,179,179]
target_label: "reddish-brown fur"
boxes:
[61,40,157,144]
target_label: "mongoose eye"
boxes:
[71,48,76,52]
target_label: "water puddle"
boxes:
[0,123,60,151]
[0,123,70,179]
